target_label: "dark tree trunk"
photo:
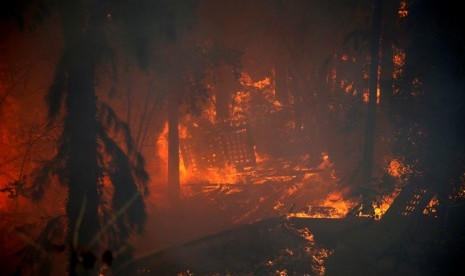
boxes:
[168,92,180,201]
[60,1,101,275]
[379,39,393,109]
[66,51,99,276]
[379,0,399,110]
[361,0,382,208]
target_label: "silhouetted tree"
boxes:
[359,0,383,212]
[4,0,194,275]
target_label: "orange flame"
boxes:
[287,191,357,219]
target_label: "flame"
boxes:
[287,191,357,219]
[372,192,399,220]
[319,192,357,218]
[179,156,190,184]
[231,72,281,123]
[239,72,271,89]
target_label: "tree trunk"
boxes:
[361,0,382,209]
[168,92,180,201]
[60,1,101,275]
[379,0,399,110]
[65,32,100,276]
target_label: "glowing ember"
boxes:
[393,47,406,80]
[449,173,465,201]
[298,227,333,276]
[386,158,410,178]
[363,89,369,103]
[423,195,439,218]
[398,0,409,18]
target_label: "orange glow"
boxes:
[230,90,251,122]
[178,124,188,139]
[191,165,238,184]
[376,64,381,104]
[393,47,406,80]
[363,89,369,103]
[398,1,408,18]
[179,155,190,184]
[239,72,271,89]
[372,192,400,220]
[423,195,439,218]
[156,123,169,165]
[202,94,217,123]
[287,191,357,219]
[319,192,357,218]
[298,227,334,276]
[156,122,192,185]
[157,119,243,185]
[386,158,410,178]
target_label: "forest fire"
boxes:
[2,0,465,275]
